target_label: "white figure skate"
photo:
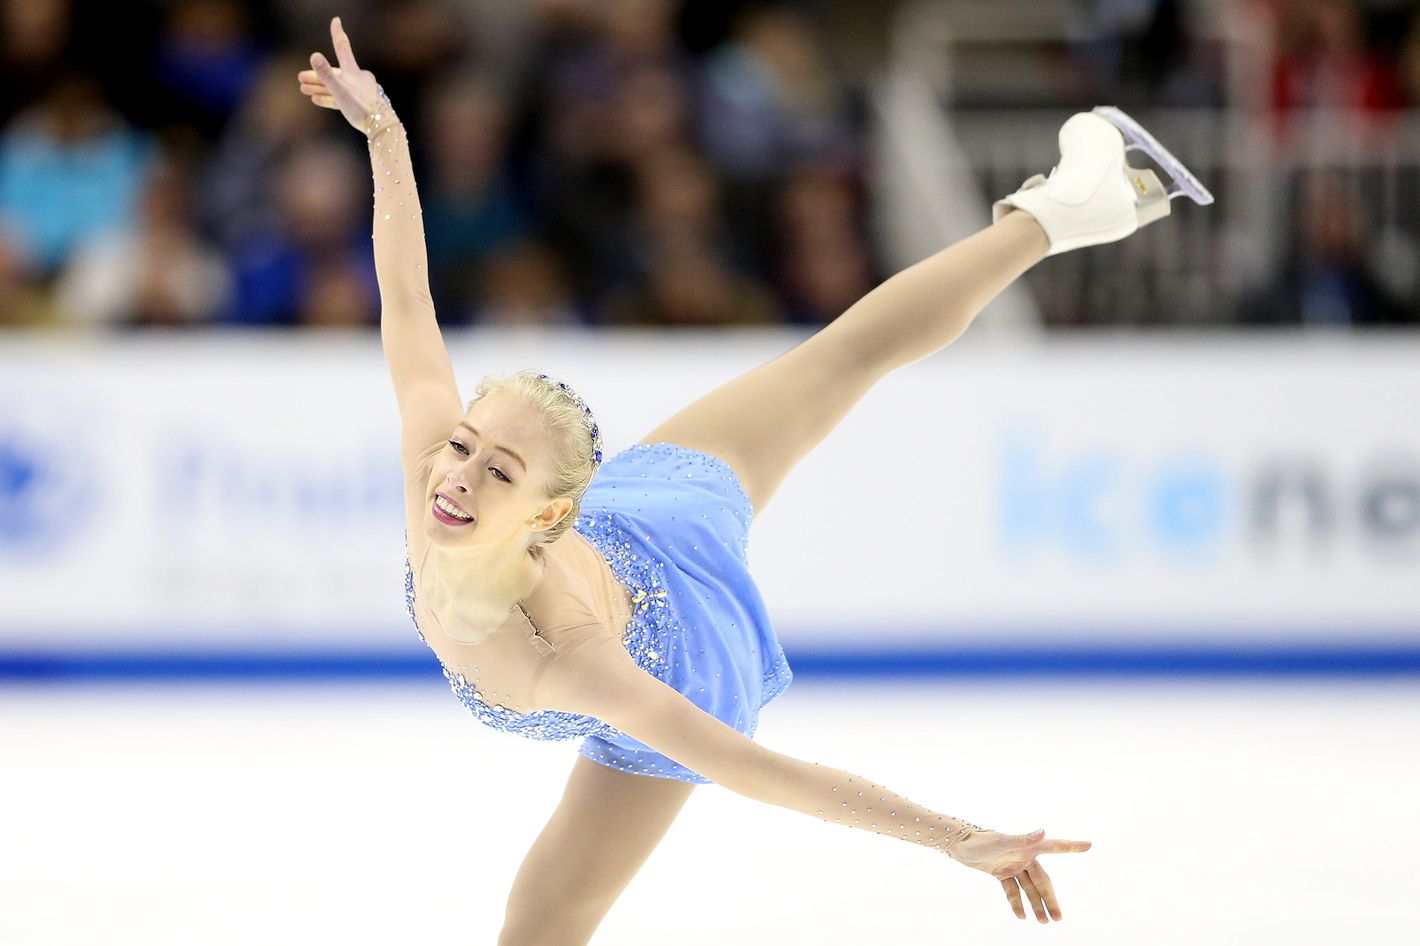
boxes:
[993,106,1214,257]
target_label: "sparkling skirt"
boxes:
[572,442,794,783]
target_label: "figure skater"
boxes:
[298,15,1211,943]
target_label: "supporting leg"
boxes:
[497,755,697,946]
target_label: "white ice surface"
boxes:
[2,677,1417,945]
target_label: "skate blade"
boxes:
[1091,105,1214,206]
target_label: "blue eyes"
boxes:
[447,439,510,483]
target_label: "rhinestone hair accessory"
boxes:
[535,373,603,467]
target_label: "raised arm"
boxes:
[298,16,461,464]
[535,634,1091,922]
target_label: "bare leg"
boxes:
[497,755,697,946]
[640,211,1049,513]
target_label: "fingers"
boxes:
[1000,877,1026,920]
[1016,869,1049,923]
[1040,838,1092,854]
[1026,861,1062,921]
[330,16,360,71]
[297,68,339,109]
[991,829,1082,923]
[296,80,338,109]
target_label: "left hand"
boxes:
[296,16,385,133]
[947,826,1091,923]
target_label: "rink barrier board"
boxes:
[3,333,1418,648]
[2,639,1417,682]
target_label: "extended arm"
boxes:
[299,17,461,462]
[538,635,1091,922]
[536,635,986,859]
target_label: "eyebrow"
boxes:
[455,422,528,473]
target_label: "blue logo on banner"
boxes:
[153,436,403,533]
[0,423,85,555]
[999,424,1230,567]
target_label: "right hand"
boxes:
[297,16,386,133]
[947,826,1092,924]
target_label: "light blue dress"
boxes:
[404,442,794,783]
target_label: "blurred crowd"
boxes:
[0,0,876,331]
[0,0,1417,332]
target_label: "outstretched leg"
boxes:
[640,210,1049,513]
[497,755,697,946]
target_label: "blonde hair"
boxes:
[466,370,600,545]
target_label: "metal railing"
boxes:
[951,108,1420,327]
[872,0,1420,328]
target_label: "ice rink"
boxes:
[4,674,1416,945]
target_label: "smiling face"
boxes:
[424,391,570,550]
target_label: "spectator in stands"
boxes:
[299,252,378,327]
[602,228,779,327]
[1401,10,1420,107]
[771,162,878,325]
[530,15,701,317]
[696,5,861,268]
[149,0,270,141]
[520,7,637,311]
[1264,0,1406,113]
[196,53,312,251]
[634,148,725,251]
[56,152,231,328]
[221,137,376,327]
[617,147,744,284]
[0,0,73,128]
[598,143,783,327]
[420,70,531,320]
[697,6,855,180]
[471,238,585,326]
[1238,169,1407,328]
[601,0,686,70]
[0,231,55,326]
[0,73,155,278]
[359,0,474,146]
[1070,0,1225,107]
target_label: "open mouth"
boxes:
[432,494,475,526]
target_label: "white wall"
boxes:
[1,329,1416,652]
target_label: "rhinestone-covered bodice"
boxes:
[403,507,684,742]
